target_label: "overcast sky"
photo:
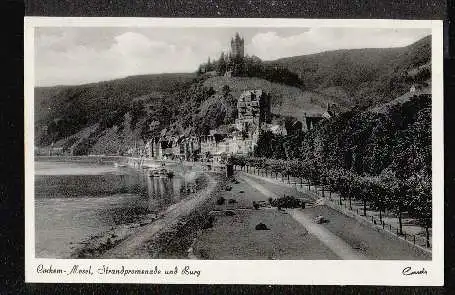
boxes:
[35,27,430,87]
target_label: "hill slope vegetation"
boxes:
[267,35,431,107]
[34,36,431,155]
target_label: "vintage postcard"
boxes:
[24,17,444,285]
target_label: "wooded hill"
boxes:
[34,36,431,156]
[267,35,431,108]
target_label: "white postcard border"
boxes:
[24,17,444,285]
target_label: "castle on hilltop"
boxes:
[230,33,245,59]
[198,32,246,77]
[224,33,245,77]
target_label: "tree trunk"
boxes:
[300,178,303,187]
[398,210,403,235]
[363,199,367,216]
[287,174,290,184]
[349,196,352,210]
[425,224,430,248]
[339,194,342,205]
[379,207,383,223]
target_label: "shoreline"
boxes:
[36,155,226,259]
[69,169,226,259]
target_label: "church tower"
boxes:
[230,33,244,58]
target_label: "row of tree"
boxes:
[227,94,432,247]
[229,155,431,246]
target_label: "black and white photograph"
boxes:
[24,18,444,285]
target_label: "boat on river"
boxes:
[148,168,174,178]
[148,169,161,177]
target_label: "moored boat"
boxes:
[148,169,161,177]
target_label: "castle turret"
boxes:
[230,32,244,58]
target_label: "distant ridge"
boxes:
[267,35,431,107]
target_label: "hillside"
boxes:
[370,81,431,113]
[253,93,431,179]
[34,36,431,155]
[35,73,196,122]
[267,35,431,107]
[35,74,343,152]
[35,73,197,147]
[203,76,346,118]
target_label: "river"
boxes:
[34,159,196,258]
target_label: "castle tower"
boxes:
[235,90,271,135]
[230,33,244,58]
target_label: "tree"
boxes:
[367,176,387,224]
[406,173,432,247]
[380,169,407,235]
[217,52,227,75]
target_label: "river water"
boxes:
[34,159,194,258]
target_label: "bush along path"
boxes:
[234,161,432,254]
[238,171,430,260]
[236,173,366,260]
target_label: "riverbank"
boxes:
[191,171,431,260]
[35,155,126,163]
[32,155,216,258]
[69,171,226,259]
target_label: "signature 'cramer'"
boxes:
[402,266,428,275]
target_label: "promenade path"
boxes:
[238,172,431,260]
[238,173,364,260]
[194,173,339,260]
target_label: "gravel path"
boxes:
[238,173,364,260]
[241,172,431,260]
[288,209,366,260]
[194,174,338,260]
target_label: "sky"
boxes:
[34,27,431,87]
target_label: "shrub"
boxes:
[203,216,214,229]
[216,197,226,205]
[270,195,303,208]
[225,210,235,216]
[255,223,269,230]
